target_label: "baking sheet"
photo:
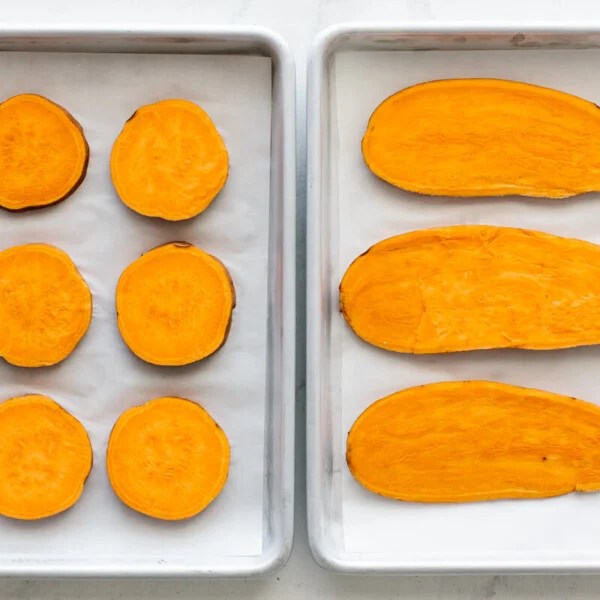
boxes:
[0,51,271,564]
[331,48,600,564]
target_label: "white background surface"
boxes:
[5,0,600,598]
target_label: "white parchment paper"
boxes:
[0,52,271,563]
[333,49,600,563]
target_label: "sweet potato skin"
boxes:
[340,225,600,353]
[362,78,600,198]
[347,381,600,503]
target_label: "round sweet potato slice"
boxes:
[116,242,235,366]
[0,244,92,367]
[0,394,92,520]
[110,99,228,221]
[0,94,89,210]
[107,397,230,520]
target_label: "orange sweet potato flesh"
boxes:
[0,394,92,519]
[116,242,235,366]
[0,244,92,367]
[362,79,600,198]
[340,225,600,353]
[0,94,88,210]
[347,381,600,503]
[107,396,230,520]
[111,99,228,221]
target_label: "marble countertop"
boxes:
[4,1,600,598]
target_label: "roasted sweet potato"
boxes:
[0,394,92,519]
[0,94,88,210]
[362,78,600,198]
[0,244,92,367]
[110,99,228,220]
[340,225,600,353]
[347,381,600,503]
[116,242,235,366]
[106,397,230,520]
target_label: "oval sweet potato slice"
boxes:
[340,225,600,353]
[107,397,230,520]
[0,94,88,210]
[362,79,600,198]
[0,394,92,519]
[116,242,235,366]
[0,244,92,367]
[347,381,600,503]
[110,99,228,221]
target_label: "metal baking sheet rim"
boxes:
[0,25,296,579]
[306,22,600,575]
